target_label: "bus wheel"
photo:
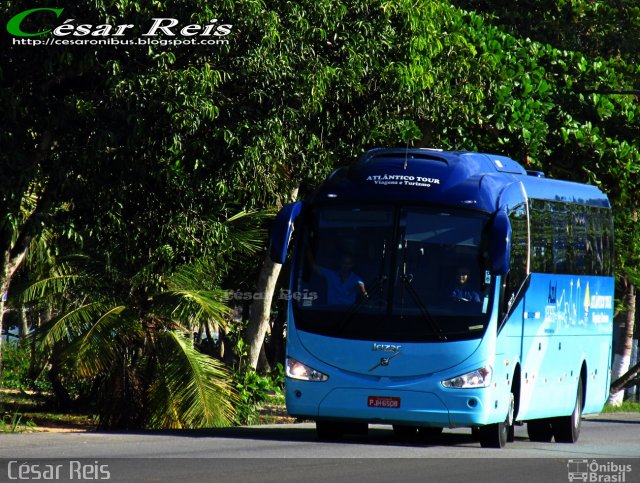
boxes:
[506,392,516,442]
[553,378,583,443]
[527,419,553,442]
[480,389,515,448]
[479,419,508,448]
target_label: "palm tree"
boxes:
[19,211,264,429]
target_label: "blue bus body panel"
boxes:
[285,283,514,428]
[315,149,610,212]
[516,273,614,419]
[297,332,482,377]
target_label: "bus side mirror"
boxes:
[269,202,303,264]
[490,209,511,275]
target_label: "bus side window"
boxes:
[503,202,528,314]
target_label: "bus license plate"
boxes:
[368,396,400,408]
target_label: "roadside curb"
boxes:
[583,412,640,422]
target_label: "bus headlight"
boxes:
[286,357,329,382]
[441,366,492,388]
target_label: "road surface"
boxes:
[0,413,638,482]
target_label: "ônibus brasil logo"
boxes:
[6,7,233,46]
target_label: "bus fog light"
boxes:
[441,366,492,389]
[286,357,329,382]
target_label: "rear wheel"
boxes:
[553,378,583,443]
[527,419,554,442]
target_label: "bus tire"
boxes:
[479,390,514,448]
[506,391,516,442]
[527,419,553,442]
[553,378,583,443]
[479,419,508,448]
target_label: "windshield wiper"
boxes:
[396,237,446,341]
[400,274,447,341]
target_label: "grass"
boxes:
[0,410,37,433]
[1,387,291,430]
[255,392,296,425]
[0,389,96,432]
[602,400,640,413]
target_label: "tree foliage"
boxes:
[2,0,640,424]
[20,255,240,429]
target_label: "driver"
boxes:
[450,267,481,303]
[310,254,368,305]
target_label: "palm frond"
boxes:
[147,330,237,429]
[167,261,220,291]
[70,305,141,379]
[154,262,232,330]
[219,209,267,258]
[16,273,84,303]
[158,289,231,330]
[38,302,109,348]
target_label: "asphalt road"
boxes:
[0,413,638,482]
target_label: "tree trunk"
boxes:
[257,342,271,373]
[610,361,640,395]
[245,253,283,371]
[245,188,298,371]
[0,292,6,377]
[0,273,14,376]
[0,255,29,377]
[608,282,636,406]
[270,299,287,368]
[19,305,29,339]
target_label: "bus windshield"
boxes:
[293,205,494,342]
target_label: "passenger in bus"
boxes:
[310,253,368,305]
[450,267,481,303]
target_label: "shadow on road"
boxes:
[91,424,529,449]
[84,415,640,447]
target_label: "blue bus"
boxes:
[269,148,614,448]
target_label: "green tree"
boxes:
[20,253,245,428]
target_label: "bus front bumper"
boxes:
[286,383,498,428]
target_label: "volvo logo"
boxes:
[372,343,401,353]
[369,350,401,372]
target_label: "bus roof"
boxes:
[313,148,610,211]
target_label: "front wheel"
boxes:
[553,378,583,443]
[479,391,514,448]
[479,420,508,448]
